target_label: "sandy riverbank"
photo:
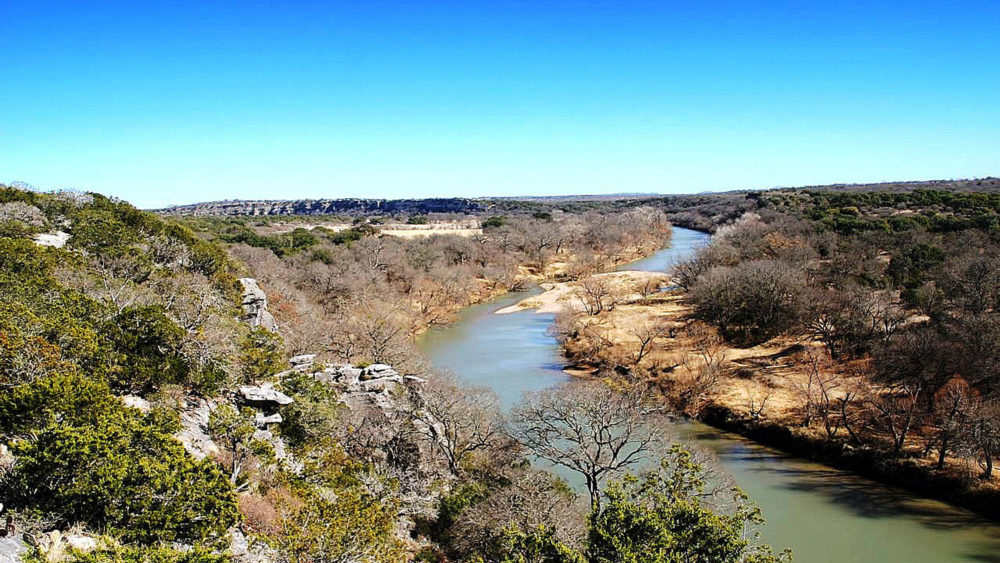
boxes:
[494,270,671,314]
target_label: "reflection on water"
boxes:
[418,227,1000,563]
[675,421,1000,563]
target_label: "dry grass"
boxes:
[557,284,1000,491]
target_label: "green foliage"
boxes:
[239,328,286,382]
[277,370,343,449]
[888,242,946,291]
[273,451,404,563]
[0,186,241,392]
[481,215,507,229]
[426,481,489,543]
[106,306,189,392]
[29,544,230,563]
[208,404,271,488]
[0,374,239,545]
[217,224,318,256]
[484,526,585,563]
[763,188,1000,236]
[407,215,430,224]
[587,446,790,563]
[69,207,139,255]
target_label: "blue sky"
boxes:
[2,1,999,208]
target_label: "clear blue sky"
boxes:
[2,1,999,208]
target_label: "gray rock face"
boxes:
[0,537,26,563]
[255,412,283,427]
[238,386,294,407]
[314,364,362,385]
[360,364,399,381]
[238,278,278,332]
[289,354,316,367]
[32,230,70,248]
[176,398,219,460]
[359,375,404,393]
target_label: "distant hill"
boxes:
[154,177,999,217]
[157,197,485,217]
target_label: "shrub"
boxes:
[239,328,286,383]
[0,374,239,545]
[691,260,802,345]
[106,306,190,392]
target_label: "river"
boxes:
[417,227,1000,563]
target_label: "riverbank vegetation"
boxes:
[555,187,1000,517]
[176,207,671,371]
[1,184,794,562]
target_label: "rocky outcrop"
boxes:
[288,354,316,367]
[176,398,220,460]
[0,537,26,563]
[360,364,399,380]
[238,278,278,332]
[230,528,278,563]
[31,231,70,248]
[254,412,283,427]
[238,385,294,407]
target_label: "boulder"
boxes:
[255,412,283,427]
[120,395,151,412]
[359,375,404,392]
[238,386,294,407]
[289,354,316,367]
[32,231,70,248]
[238,278,278,332]
[176,398,219,460]
[315,364,362,385]
[360,364,398,381]
[64,534,97,553]
[0,537,26,563]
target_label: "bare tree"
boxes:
[745,386,772,422]
[412,374,504,476]
[510,383,666,510]
[579,277,614,315]
[448,467,586,558]
[967,398,1000,479]
[631,321,665,367]
[870,378,924,457]
[675,322,726,414]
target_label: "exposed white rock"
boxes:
[238,278,278,332]
[120,395,151,412]
[64,534,97,553]
[255,412,283,427]
[289,354,316,367]
[176,397,220,460]
[314,364,362,385]
[360,364,398,381]
[32,230,70,248]
[238,386,294,407]
[229,527,279,563]
[0,537,26,563]
[358,375,405,393]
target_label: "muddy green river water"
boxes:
[418,227,1000,563]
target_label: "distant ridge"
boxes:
[154,177,999,216]
[156,197,485,217]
